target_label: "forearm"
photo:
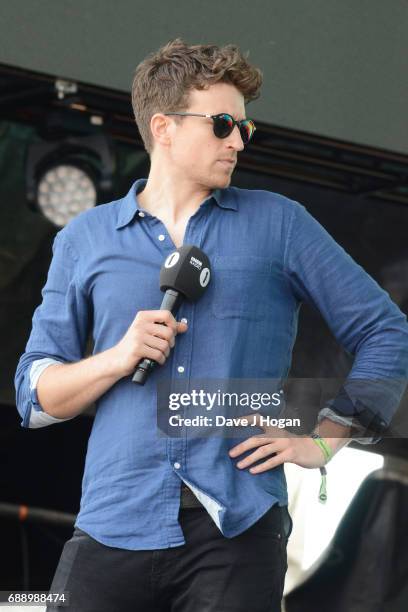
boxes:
[36,347,123,419]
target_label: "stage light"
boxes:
[26,133,115,227]
[36,164,97,227]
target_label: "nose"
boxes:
[227,125,245,152]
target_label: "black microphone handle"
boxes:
[132,289,183,385]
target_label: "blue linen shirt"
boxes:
[14,178,408,550]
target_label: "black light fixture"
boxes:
[26,131,115,227]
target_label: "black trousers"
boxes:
[47,504,293,612]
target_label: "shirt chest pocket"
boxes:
[211,255,272,321]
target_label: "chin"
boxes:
[212,174,232,189]
[220,176,232,188]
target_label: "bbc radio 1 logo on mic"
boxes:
[199,267,210,287]
[189,256,202,270]
[164,252,180,268]
[164,248,210,287]
[189,255,210,287]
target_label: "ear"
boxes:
[150,113,174,148]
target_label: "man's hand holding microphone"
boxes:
[111,310,188,378]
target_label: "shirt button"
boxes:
[138,211,145,217]
[158,234,165,241]
[177,366,185,373]
[174,462,181,469]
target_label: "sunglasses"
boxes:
[163,112,256,145]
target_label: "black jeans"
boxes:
[47,504,293,612]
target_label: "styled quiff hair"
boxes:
[131,38,263,155]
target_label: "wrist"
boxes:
[102,346,129,380]
[315,418,353,456]
[310,433,334,464]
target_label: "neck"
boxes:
[137,163,212,223]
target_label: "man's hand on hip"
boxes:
[228,413,333,472]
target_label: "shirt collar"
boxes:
[115,178,237,229]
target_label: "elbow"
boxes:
[14,359,69,428]
[353,313,408,378]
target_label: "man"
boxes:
[15,38,408,611]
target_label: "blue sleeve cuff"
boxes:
[30,386,43,412]
[318,406,380,444]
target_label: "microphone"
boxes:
[132,245,211,385]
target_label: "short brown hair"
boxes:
[131,38,263,155]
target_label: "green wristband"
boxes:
[311,433,333,504]
[311,433,333,463]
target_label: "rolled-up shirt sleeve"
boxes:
[14,229,90,428]
[284,202,408,442]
